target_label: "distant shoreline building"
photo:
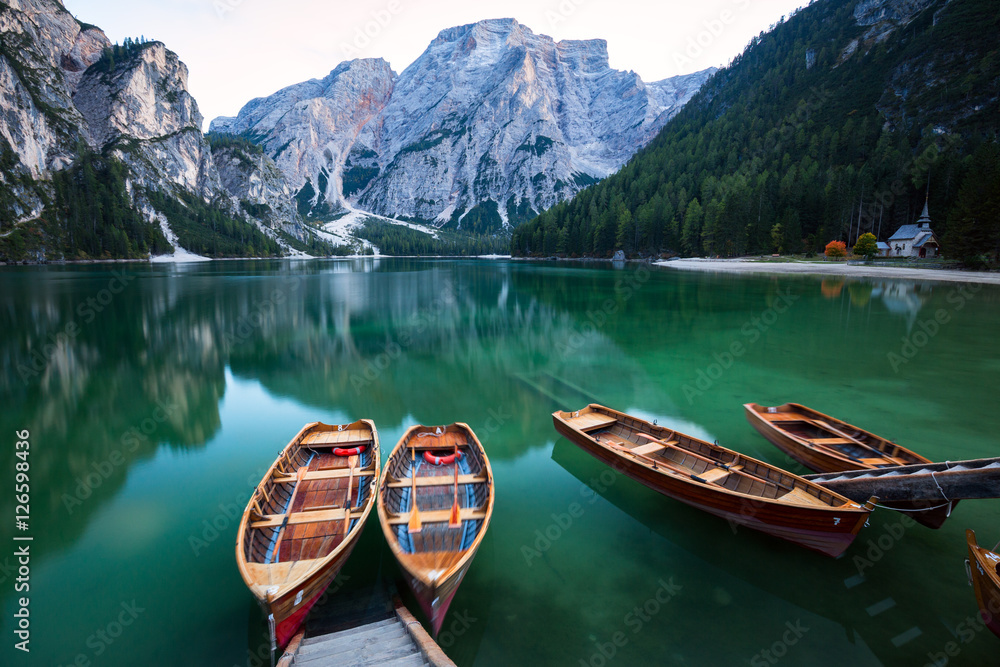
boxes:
[887,198,940,258]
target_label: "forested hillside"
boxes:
[511,0,1000,263]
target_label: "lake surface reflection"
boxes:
[1,259,997,666]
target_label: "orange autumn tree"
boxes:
[825,240,847,258]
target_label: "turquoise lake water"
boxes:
[1,259,998,666]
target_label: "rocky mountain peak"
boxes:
[213,19,715,229]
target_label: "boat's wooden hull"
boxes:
[402,560,471,637]
[967,530,1000,639]
[378,423,494,637]
[554,406,874,558]
[237,420,379,648]
[269,534,361,646]
[744,403,954,528]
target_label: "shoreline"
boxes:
[654,258,1000,285]
[0,254,514,267]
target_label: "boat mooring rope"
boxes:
[873,500,952,512]
[930,464,951,502]
[873,464,953,513]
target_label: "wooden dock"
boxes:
[277,585,455,667]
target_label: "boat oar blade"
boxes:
[408,506,423,533]
[343,455,358,533]
[448,443,461,528]
[409,447,422,533]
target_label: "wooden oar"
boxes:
[448,443,461,529]
[608,442,746,485]
[634,433,770,487]
[271,466,308,561]
[343,454,358,534]
[637,433,736,469]
[810,419,904,463]
[408,447,422,533]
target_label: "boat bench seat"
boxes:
[695,467,731,484]
[694,464,744,485]
[304,439,370,450]
[631,443,663,456]
[860,456,906,467]
[302,429,371,445]
[251,507,349,529]
[274,468,374,483]
[385,508,488,525]
[812,437,853,445]
[386,474,487,489]
[631,440,679,457]
[566,413,618,432]
[779,486,827,507]
[764,413,804,421]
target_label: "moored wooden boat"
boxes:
[237,420,379,649]
[378,423,494,636]
[744,402,955,528]
[554,404,876,557]
[966,529,1000,639]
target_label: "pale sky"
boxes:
[64,0,810,129]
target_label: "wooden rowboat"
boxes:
[237,421,379,649]
[378,423,494,636]
[966,529,1000,639]
[554,405,876,557]
[744,403,955,528]
[744,403,930,470]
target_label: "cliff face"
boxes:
[211,142,306,238]
[212,19,715,228]
[72,42,220,197]
[0,0,107,223]
[0,0,306,259]
[211,58,396,220]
